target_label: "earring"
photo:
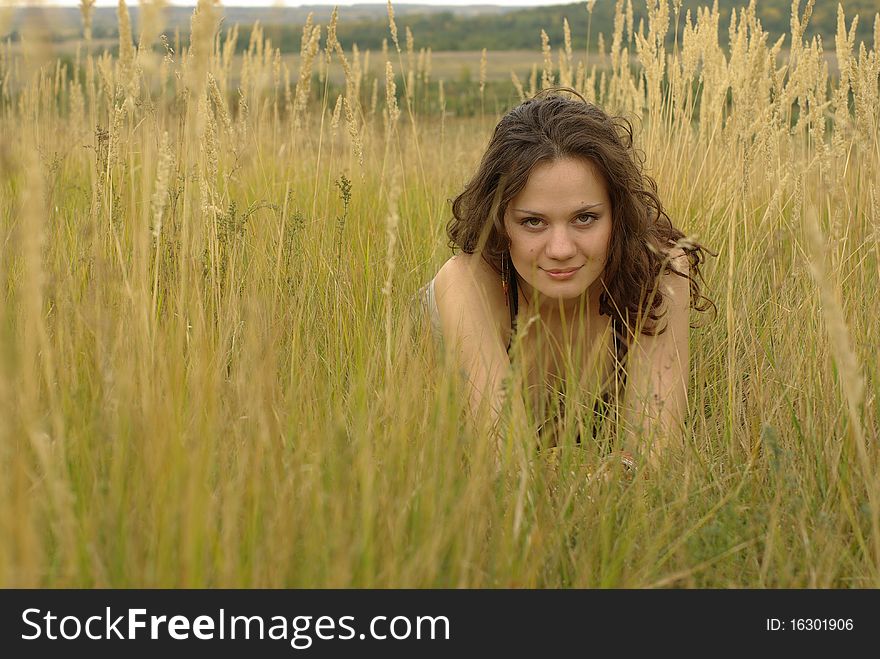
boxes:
[501,253,509,306]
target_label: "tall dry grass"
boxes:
[0,0,878,587]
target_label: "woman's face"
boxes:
[503,156,612,311]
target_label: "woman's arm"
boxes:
[621,250,691,471]
[433,254,526,458]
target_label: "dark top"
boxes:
[504,254,627,443]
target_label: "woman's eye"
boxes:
[520,215,596,228]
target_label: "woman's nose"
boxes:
[544,226,578,260]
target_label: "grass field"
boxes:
[0,0,878,587]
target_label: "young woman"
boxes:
[420,88,714,474]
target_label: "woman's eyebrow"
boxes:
[511,203,604,216]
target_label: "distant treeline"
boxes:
[245,1,877,54]
[6,1,877,53]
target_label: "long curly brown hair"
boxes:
[446,88,716,343]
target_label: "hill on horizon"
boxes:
[3,1,876,53]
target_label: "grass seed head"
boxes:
[541,30,554,88]
[387,1,399,52]
[385,61,400,125]
[79,0,96,42]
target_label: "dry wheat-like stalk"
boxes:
[871,183,880,236]
[272,48,282,98]
[804,209,865,417]
[299,12,314,59]
[294,24,321,129]
[79,0,96,43]
[343,97,364,175]
[352,43,363,99]
[423,47,432,86]
[511,71,526,102]
[369,77,379,118]
[851,43,879,146]
[561,18,573,88]
[69,79,85,142]
[625,0,634,44]
[406,69,414,104]
[137,0,166,53]
[221,20,237,75]
[96,52,116,109]
[479,48,487,97]
[541,30,554,89]
[198,95,220,218]
[610,1,625,84]
[416,47,425,84]
[107,98,130,169]
[635,0,669,124]
[330,93,343,134]
[385,61,400,126]
[382,169,401,373]
[332,40,356,104]
[803,204,875,563]
[187,0,218,100]
[832,7,858,161]
[363,46,371,81]
[406,26,414,72]
[575,60,586,98]
[387,1,399,53]
[789,0,816,67]
[151,131,174,241]
[874,13,879,52]
[207,73,232,137]
[326,6,338,55]
[529,62,538,97]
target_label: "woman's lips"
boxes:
[542,266,582,280]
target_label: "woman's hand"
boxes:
[585,450,648,485]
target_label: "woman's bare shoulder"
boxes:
[435,253,500,295]
[662,242,689,275]
[433,253,508,338]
